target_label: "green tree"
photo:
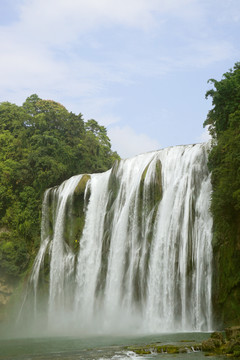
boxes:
[204,62,240,138]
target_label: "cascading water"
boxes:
[26,143,213,335]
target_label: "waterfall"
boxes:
[28,143,213,334]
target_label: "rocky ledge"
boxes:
[202,326,240,357]
[127,326,240,357]
[126,341,201,355]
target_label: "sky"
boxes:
[0,0,239,159]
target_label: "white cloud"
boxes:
[108,125,161,159]
[16,0,200,41]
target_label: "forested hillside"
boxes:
[0,94,119,281]
[204,62,240,326]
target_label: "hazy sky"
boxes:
[0,0,239,158]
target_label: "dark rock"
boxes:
[202,338,221,352]
[210,331,224,344]
[226,338,240,354]
[225,326,240,340]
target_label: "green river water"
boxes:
[0,333,222,360]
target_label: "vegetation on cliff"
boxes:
[204,62,240,326]
[0,94,119,281]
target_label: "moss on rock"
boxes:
[139,159,162,206]
[74,175,91,196]
[64,175,91,253]
[202,327,240,357]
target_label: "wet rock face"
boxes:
[223,326,240,357]
[202,336,222,352]
[0,276,14,322]
[65,174,91,253]
[227,338,240,355]
[202,331,227,355]
[0,276,13,306]
[226,326,240,340]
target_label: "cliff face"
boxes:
[0,274,15,322]
[203,62,240,329]
[212,218,240,327]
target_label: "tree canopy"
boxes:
[204,62,240,138]
[0,94,119,277]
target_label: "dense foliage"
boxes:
[0,94,119,278]
[204,62,240,325]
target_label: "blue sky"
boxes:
[0,0,240,158]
